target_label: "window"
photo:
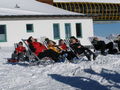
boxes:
[26,24,34,32]
[0,25,7,42]
[76,23,82,38]
[65,23,71,39]
[53,24,60,39]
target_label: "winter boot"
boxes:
[93,54,98,60]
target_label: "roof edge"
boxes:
[0,15,93,20]
[0,14,90,17]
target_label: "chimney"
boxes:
[36,0,53,5]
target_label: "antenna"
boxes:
[15,4,20,8]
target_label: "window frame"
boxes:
[76,23,82,38]
[65,23,71,39]
[0,25,7,42]
[53,23,60,40]
[26,24,34,33]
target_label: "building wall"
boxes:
[0,17,93,47]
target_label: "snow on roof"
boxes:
[0,0,84,16]
[54,0,120,4]
[0,8,47,16]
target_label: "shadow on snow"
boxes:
[5,62,29,67]
[84,68,120,89]
[48,74,109,90]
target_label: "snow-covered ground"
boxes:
[0,47,120,90]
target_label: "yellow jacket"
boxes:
[48,45,62,53]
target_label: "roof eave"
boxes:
[0,14,93,20]
[0,14,87,17]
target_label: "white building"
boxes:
[0,0,94,47]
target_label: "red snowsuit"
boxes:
[31,42,47,56]
[15,46,26,53]
[59,44,68,51]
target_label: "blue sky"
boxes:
[93,23,120,37]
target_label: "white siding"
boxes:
[0,18,93,47]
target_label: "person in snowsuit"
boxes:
[70,36,97,60]
[11,41,26,61]
[47,40,76,61]
[92,37,117,55]
[58,39,68,51]
[27,36,60,62]
[114,35,120,52]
